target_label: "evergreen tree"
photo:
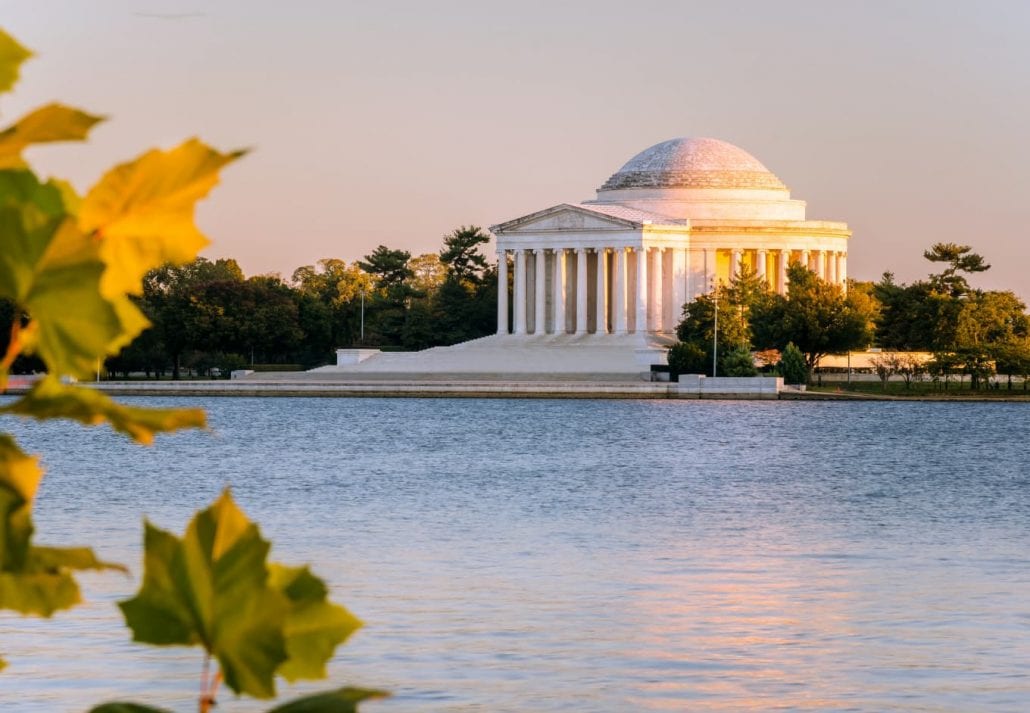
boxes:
[721,346,758,377]
[778,342,807,385]
[924,242,989,297]
[439,225,490,286]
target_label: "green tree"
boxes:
[439,225,490,286]
[667,341,708,375]
[924,242,990,297]
[358,246,413,290]
[721,346,758,376]
[751,264,875,377]
[953,290,1029,390]
[994,340,1030,390]
[672,271,765,377]
[873,274,959,351]
[358,247,417,346]
[143,259,245,379]
[291,258,374,348]
[778,342,807,385]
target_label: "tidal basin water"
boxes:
[2,397,1029,712]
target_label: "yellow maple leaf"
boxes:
[78,138,245,299]
[0,104,105,169]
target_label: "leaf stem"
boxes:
[199,654,210,713]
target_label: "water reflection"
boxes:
[1,398,1029,711]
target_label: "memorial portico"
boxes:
[325,137,853,377]
[491,137,851,340]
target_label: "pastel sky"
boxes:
[3,1,1029,298]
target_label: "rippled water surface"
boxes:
[2,397,1029,712]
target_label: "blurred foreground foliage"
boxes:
[0,28,384,710]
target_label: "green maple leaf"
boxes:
[0,169,143,380]
[0,434,37,571]
[119,490,290,698]
[119,491,366,698]
[88,705,174,713]
[2,376,205,445]
[266,687,389,713]
[0,435,124,618]
[269,564,362,682]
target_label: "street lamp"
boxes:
[359,288,365,344]
[711,276,719,377]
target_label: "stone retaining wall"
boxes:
[8,377,785,400]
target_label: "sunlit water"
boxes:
[1,397,1029,712]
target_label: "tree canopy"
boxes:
[750,263,876,374]
[11,227,503,379]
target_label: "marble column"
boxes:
[840,253,848,289]
[778,249,789,295]
[816,250,826,281]
[652,248,665,331]
[514,249,527,335]
[534,249,546,334]
[704,247,716,289]
[496,250,508,335]
[672,248,688,326]
[801,250,811,273]
[731,248,742,279]
[635,247,647,334]
[614,248,628,335]
[756,249,768,287]
[553,248,566,334]
[828,251,837,284]
[595,249,608,334]
[575,249,588,334]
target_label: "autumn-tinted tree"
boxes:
[408,253,445,295]
[291,258,374,349]
[953,290,1029,389]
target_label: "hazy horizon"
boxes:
[3,0,1028,297]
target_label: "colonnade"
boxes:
[496,246,847,336]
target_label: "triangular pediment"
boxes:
[490,204,642,234]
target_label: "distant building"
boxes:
[491,137,851,343]
[324,137,851,376]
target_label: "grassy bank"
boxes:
[808,380,1030,399]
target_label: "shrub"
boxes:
[778,342,807,384]
[668,341,708,375]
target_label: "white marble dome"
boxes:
[600,137,786,191]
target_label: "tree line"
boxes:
[1,226,497,379]
[3,234,1026,385]
[669,242,1030,387]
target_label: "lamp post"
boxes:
[711,277,719,378]
[359,288,365,344]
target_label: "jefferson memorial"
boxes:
[326,137,851,377]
